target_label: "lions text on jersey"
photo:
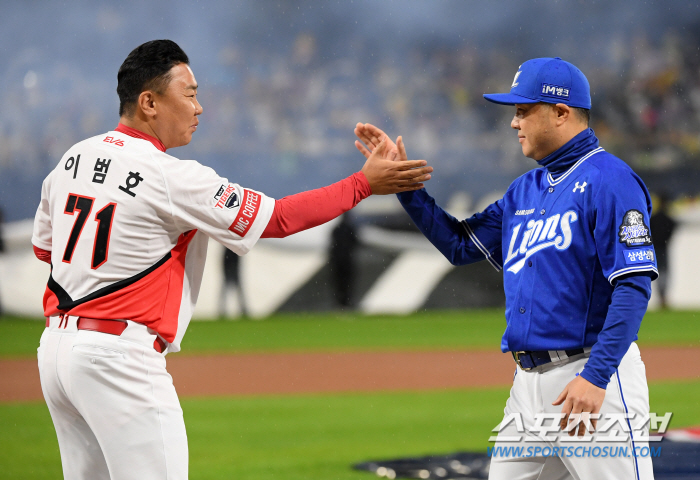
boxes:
[396,128,657,386]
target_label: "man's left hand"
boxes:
[552,374,606,437]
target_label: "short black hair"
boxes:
[573,107,590,126]
[117,39,189,117]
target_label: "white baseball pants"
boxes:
[37,315,188,480]
[489,342,654,480]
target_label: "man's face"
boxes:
[153,63,202,149]
[510,103,559,161]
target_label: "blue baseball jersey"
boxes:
[397,129,657,387]
[464,146,657,353]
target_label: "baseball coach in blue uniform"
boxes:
[355,57,658,479]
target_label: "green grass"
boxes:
[1,380,699,480]
[1,309,698,358]
[2,310,697,478]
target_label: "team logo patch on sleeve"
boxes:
[213,184,240,209]
[229,189,261,237]
[618,209,652,247]
[625,248,655,265]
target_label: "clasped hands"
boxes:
[355,123,432,195]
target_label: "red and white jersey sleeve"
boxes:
[31,129,274,352]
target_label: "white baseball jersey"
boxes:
[32,127,274,352]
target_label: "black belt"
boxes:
[512,349,587,371]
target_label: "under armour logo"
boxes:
[573,181,587,193]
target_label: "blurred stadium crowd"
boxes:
[2,2,700,221]
[2,1,700,314]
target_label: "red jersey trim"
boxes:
[43,230,197,343]
[33,246,52,264]
[115,123,167,152]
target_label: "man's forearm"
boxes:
[580,274,652,388]
[261,172,371,238]
[396,189,487,266]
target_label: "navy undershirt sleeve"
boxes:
[580,274,652,388]
[396,189,493,266]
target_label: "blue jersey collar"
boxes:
[537,128,600,178]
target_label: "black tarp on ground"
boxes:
[354,437,700,479]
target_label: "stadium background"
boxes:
[1,1,699,479]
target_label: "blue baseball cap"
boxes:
[483,57,591,109]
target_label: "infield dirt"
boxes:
[1,346,699,402]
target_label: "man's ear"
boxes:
[137,91,157,118]
[554,103,571,126]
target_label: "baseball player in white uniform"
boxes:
[32,39,433,480]
[355,58,658,479]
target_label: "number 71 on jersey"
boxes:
[62,193,116,269]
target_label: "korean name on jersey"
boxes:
[32,131,274,352]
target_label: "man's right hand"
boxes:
[360,139,432,195]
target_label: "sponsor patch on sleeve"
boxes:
[228,189,261,237]
[624,248,655,265]
[213,184,226,201]
[213,184,240,210]
[618,209,652,247]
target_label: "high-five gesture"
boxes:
[354,122,399,160]
[360,139,432,194]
